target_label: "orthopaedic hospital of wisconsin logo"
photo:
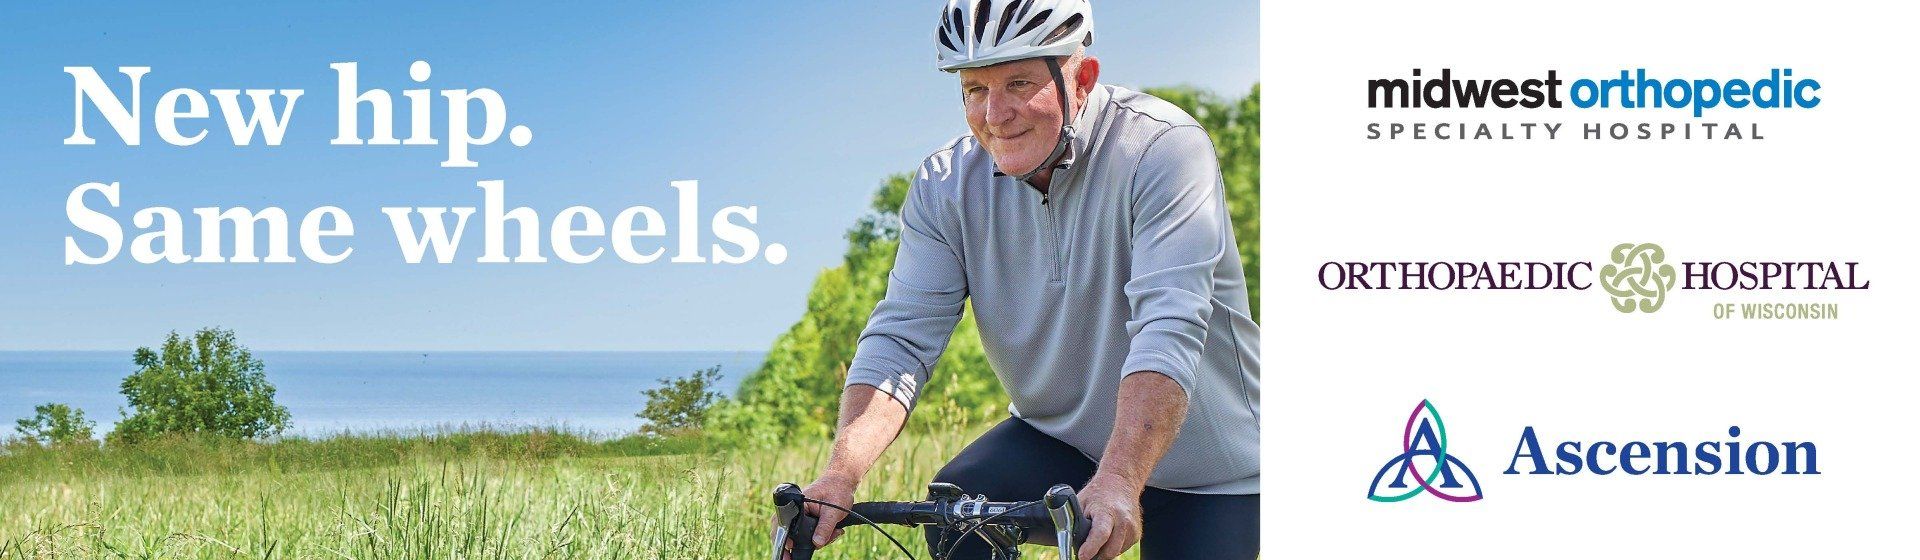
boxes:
[1367,399,1484,502]
[1318,242,1866,319]
[1599,242,1676,313]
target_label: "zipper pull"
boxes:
[1041,193,1050,205]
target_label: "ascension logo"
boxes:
[1366,399,1484,503]
[1364,401,1821,504]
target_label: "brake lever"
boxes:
[1043,484,1086,560]
[771,483,807,560]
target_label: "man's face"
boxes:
[959,58,1076,178]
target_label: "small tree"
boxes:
[109,327,291,442]
[14,403,96,445]
[638,365,723,437]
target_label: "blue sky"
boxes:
[0,1,1257,351]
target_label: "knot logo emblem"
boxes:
[1599,242,1676,313]
[1367,399,1484,503]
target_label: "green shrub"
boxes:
[13,402,96,445]
[637,365,725,437]
[108,327,292,443]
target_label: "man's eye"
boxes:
[1009,80,1032,89]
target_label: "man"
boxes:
[799,1,1260,558]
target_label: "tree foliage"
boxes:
[637,365,725,437]
[13,402,96,445]
[711,84,1260,445]
[109,327,291,442]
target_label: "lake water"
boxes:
[0,351,763,438]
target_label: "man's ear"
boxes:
[1076,56,1101,95]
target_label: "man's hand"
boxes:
[1076,471,1145,560]
[800,474,855,548]
[774,474,857,559]
[781,385,908,558]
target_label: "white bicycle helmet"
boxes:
[934,0,1096,182]
[935,0,1094,72]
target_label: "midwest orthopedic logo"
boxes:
[1318,242,1868,319]
[1364,68,1820,142]
[1368,400,1821,504]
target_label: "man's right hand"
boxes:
[801,474,858,549]
[781,384,906,558]
[781,474,859,559]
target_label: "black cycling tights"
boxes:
[926,416,1259,559]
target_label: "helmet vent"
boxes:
[972,0,992,43]
[1016,9,1052,38]
[1015,0,1037,22]
[1042,13,1084,45]
[939,27,957,51]
[951,8,965,42]
[993,0,1023,45]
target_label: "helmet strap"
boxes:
[1011,56,1076,185]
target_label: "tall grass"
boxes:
[0,427,710,481]
[0,421,1116,559]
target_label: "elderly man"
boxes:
[799,1,1260,558]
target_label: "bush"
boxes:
[13,402,96,445]
[108,327,291,442]
[637,365,724,437]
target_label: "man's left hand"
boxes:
[1075,471,1144,560]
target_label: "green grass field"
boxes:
[1,425,1124,559]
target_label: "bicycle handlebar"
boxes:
[773,482,1091,560]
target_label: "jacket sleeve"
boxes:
[1121,125,1227,397]
[844,172,968,412]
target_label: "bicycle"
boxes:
[771,481,1092,560]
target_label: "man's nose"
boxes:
[984,90,1019,126]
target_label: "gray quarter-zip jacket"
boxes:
[846,84,1260,495]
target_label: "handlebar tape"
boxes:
[1071,511,1092,545]
[788,512,819,560]
[839,502,920,528]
